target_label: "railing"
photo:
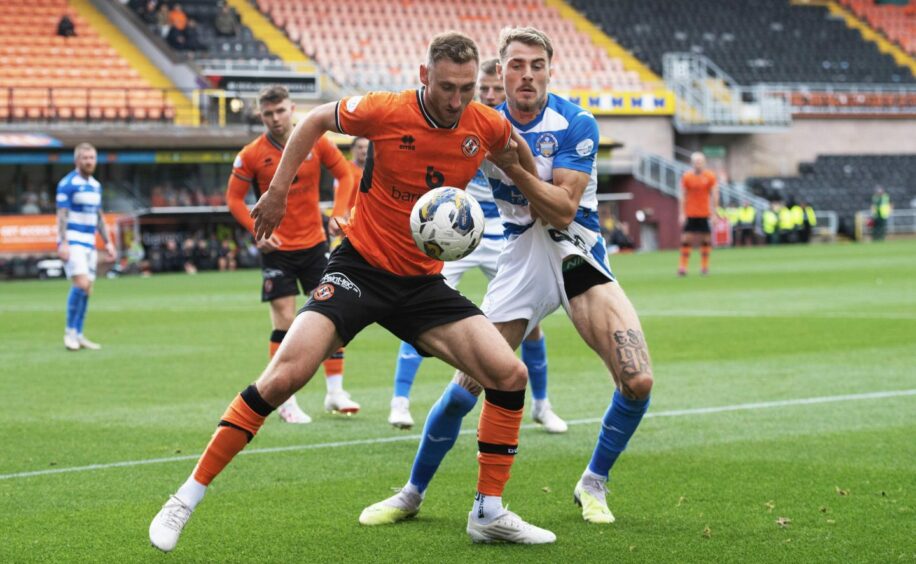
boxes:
[662,52,792,131]
[762,83,916,115]
[0,86,258,127]
[854,208,916,239]
[633,150,770,212]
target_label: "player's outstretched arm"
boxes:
[252,102,338,240]
[490,131,585,229]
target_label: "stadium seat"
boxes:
[0,0,175,123]
[568,0,915,85]
[840,0,916,56]
[256,0,653,93]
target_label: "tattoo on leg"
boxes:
[612,329,651,380]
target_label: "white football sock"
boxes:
[471,492,504,524]
[325,375,343,393]
[175,475,207,510]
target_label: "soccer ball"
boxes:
[410,187,485,261]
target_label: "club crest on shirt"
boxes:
[536,133,558,157]
[462,135,480,158]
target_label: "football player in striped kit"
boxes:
[56,143,116,351]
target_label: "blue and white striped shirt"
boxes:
[465,168,505,239]
[55,170,102,249]
[485,93,600,238]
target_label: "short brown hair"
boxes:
[480,58,499,76]
[73,142,95,160]
[427,31,479,66]
[498,26,554,62]
[257,84,290,108]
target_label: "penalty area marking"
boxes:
[1,388,914,482]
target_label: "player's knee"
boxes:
[625,374,653,400]
[499,359,528,391]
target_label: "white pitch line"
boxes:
[1,389,914,482]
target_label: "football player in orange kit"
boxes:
[226,85,360,423]
[678,152,719,276]
[150,32,557,551]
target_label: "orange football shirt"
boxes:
[335,89,511,276]
[226,133,354,250]
[681,169,717,219]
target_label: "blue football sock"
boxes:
[75,291,90,334]
[66,286,86,331]
[409,383,478,493]
[393,341,423,399]
[587,389,650,479]
[521,336,548,401]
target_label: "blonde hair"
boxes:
[427,31,479,66]
[498,26,553,62]
[73,142,96,160]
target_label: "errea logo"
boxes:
[400,135,416,151]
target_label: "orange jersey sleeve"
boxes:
[226,143,259,235]
[682,170,717,218]
[335,90,510,275]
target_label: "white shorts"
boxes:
[65,244,98,281]
[441,235,505,289]
[482,220,615,338]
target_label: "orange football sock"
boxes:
[193,385,272,485]
[700,243,711,271]
[322,348,345,377]
[679,245,691,271]
[476,389,524,497]
[269,329,287,359]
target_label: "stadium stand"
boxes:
[255,0,652,92]
[0,0,175,122]
[569,0,916,85]
[128,0,277,62]
[750,154,916,234]
[840,0,916,55]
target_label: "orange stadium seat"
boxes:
[839,0,916,56]
[0,0,174,123]
[260,0,652,93]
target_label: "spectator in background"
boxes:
[162,239,185,273]
[57,13,76,37]
[218,239,237,271]
[762,201,779,245]
[169,3,188,32]
[20,192,41,214]
[184,19,203,52]
[156,3,170,37]
[800,200,816,244]
[214,3,238,37]
[871,186,892,241]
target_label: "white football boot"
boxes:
[149,495,193,552]
[77,334,102,350]
[466,509,556,544]
[64,330,80,351]
[324,390,360,415]
[388,396,415,429]
[277,396,312,424]
[359,488,423,525]
[532,400,568,433]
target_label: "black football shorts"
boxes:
[260,243,329,302]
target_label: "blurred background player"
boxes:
[361,26,653,529]
[386,58,565,434]
[348,136,369,180]
[678,152,718,276]
[150,32,554,550]
[227,85,360,424]
[56,143,116,351]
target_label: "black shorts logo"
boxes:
[319,272,362,297]
[264,279,273,294]
[313,283,334,301]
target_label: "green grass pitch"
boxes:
[1,240,914,562]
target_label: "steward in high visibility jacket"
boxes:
[799,201,816,243]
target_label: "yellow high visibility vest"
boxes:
[778,207,794,230]
[791,205,804,227]
[739,205,756,224]
[763,210,778,234]
[804,206,816,226]
[873,194,891,219]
